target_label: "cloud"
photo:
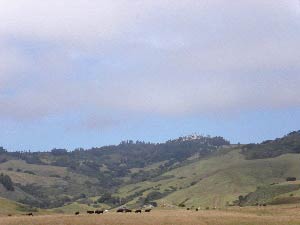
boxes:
[0,0,299,125]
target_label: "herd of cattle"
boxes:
[74,208,152,215]
[20,207,210,216]
[19,209,152,217]
[20,205,268,217]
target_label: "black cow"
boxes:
[145,209,152,212]
[186,208,190,210]
[135,209,142,213]
[95,210,104,214]
[87,210,95,214]
[125,209,132,213]
[286,177,296,182]
[75,211,80,215]
[117,208,124,213]
[195,208,199,211]
[27,213,33,216]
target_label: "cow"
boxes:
[186,208,190,210]
[286,177,296,182]
[117,208,124,213]
[125,209,132,213]
[27,213,33,216]
[145,209,152,212]
[75,211,80,215]
[87,210,95,214]
[95,210,104,214]
[135,209,142,213]
[195,208,199,211]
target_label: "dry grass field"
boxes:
[2,206,300,225]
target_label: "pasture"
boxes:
[2,206,300,225]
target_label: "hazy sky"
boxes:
[0,0,299,151]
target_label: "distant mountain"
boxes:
[0,131,300,213]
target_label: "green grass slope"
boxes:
[238,182,300,206]
[0,197,39,215]
[118,148,300,208]
[0,159,101,208]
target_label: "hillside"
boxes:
[0,197,40,215]
[117,149,300,208]
[0,131,300,212]
[0,135,229,209]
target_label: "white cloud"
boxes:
[0,0,299,124]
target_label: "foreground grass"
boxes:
[2,207,300,225]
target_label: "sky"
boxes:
[0,0,300,151]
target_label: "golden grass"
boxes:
[2,207,300,225]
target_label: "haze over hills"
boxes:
[0,131,300,214]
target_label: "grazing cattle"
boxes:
[186,208,190,210]
[87,210,95,214]
[117,208,124,213]
[95,210,104,214]
[195,208,199,211]
[27,213,33,216]
[8,214,12,217]
[75,212,80,215]
[135,209,142,213]
[125,209,132,213]
[145,209,152,212]
[286,177,296,182]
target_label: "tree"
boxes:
[0,173,14,191]
[51,148,68,156]
[0,147,7,154]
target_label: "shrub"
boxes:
[145,191,164,203]
[97,192,119,205]
[190,181,197,186]
[23,170,36,175]
[49,174,61,178]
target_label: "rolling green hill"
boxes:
[0,131,300,213]
[0,135,229,209]
[0,196,41,215]
[117,148,300,208]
